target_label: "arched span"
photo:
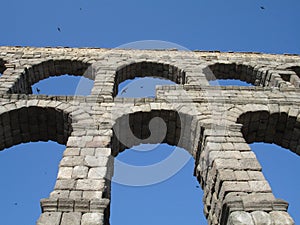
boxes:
[237,110,300,155]
[10,59,92,94]
[109,109,206,223]
[113,61,186,96]
[111,109,203,158]
[0,106,72,151]
[204,63,265,86]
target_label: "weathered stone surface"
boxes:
[269,211,295,225]
[227,211,254,225]
[81,213,103,225]
[61,212,82,225]
[0,46,298,225]
[37,212,62,225]
[251,211,272,225]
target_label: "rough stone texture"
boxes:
[37,212,62,225]
[251,211,272,225]
[269,211,295,225]
[60,212,82,225]
[81,213,103,225]
[0,46,298,224]
[227,211,254,225]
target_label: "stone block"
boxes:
[74,199,90,212]
[69,190,83,199]
[83,191,103,200]
[58,167,73,179]
[250,211,272,225]
[248,181,271,192]
[84,155,109,167]
[64,147,80,156]
[227,211,254,225]
[72,166,89,179]
[61,212,82,225]
[269,211,295,225]
[80,148,95,156]
[76,179,105,191]
[81,213,103,225]
[37,212,62,225]
[88,167,107,179]
[55,179,76,190]
[60,156,84,167]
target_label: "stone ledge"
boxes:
[40,198,110,213]
[220,199,289,225]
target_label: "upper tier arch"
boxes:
[9,59,92,94]
[236,109,300,156]
[0,105,72,150]
[113,61,186,96]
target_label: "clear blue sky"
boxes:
[0,0,300,224]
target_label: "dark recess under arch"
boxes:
[205,63,262,86]
[237,111,300,155]
[0,106,72,151]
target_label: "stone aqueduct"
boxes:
[0,46,299,225]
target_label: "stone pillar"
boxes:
[37,129,113,225]
[195,125,295,225]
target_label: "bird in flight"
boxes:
[196,185,200,188]
[120,87,128,95]
[57,27,61,32]
[36,88,40,94]
[260,6,265,10]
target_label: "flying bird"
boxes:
[260,6,265,10]
[140,86,143,88]
[36,88,40,94]
[196,185,200,188]
[80,7,82,10]
[120,87,128,95]
[57,27,61,32]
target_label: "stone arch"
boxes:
[236,109,300,156]
[9,59,92,94]
[204,62,275,87]
[112,109,202,156]
[0,105,73,150]
[112,61,186,96]
[109,108,205,224]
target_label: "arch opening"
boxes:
[0,106,72,151]
[0,106,72,224]
[113,62,186,97]
[10,59,93,94]
[32,74,94,96]
[109,110,206,225]
[209,79,253,86]
[117,77,176,98]
[205,63,261,86]
[111,144,206,225]
[237,110,300,223]
[237,111,300,155]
